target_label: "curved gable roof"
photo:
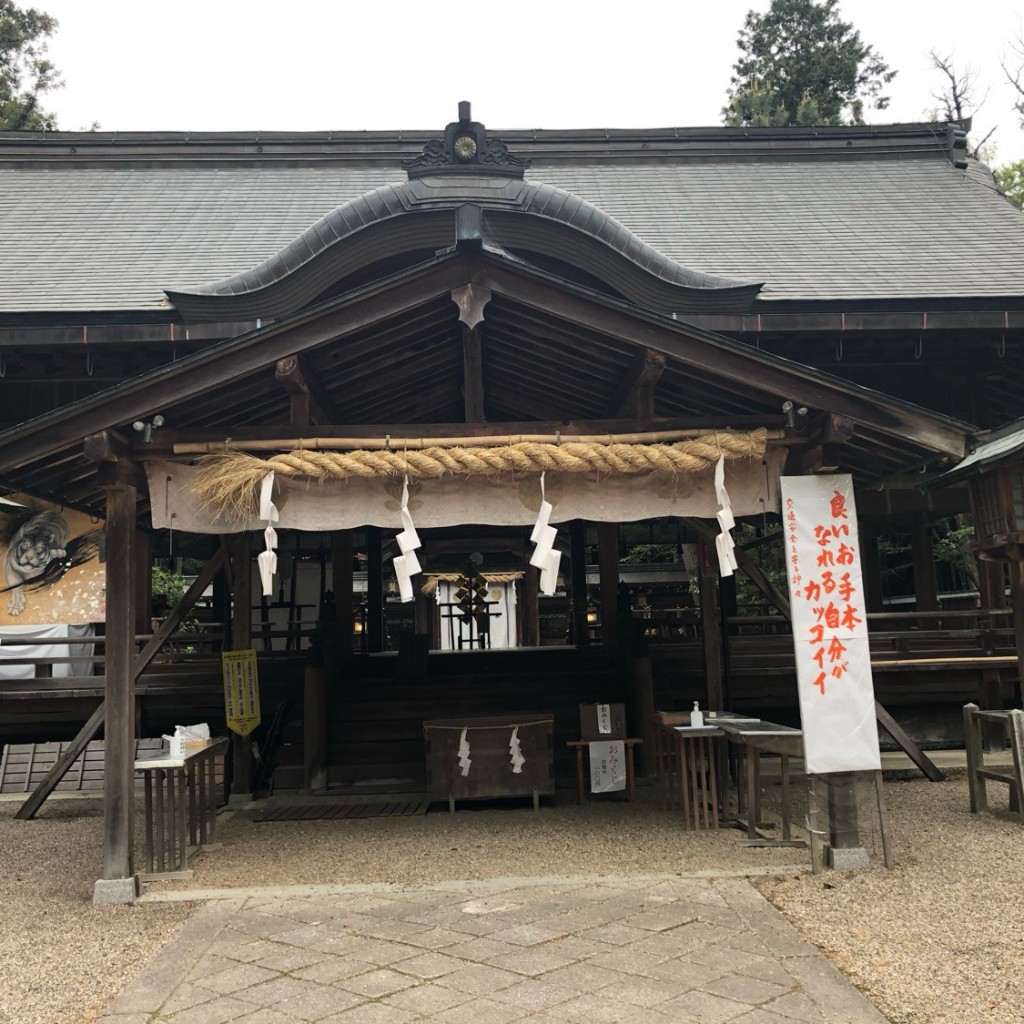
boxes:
[164,175,763,321]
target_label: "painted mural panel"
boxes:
[0,496,104,626]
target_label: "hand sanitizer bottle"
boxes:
[690,701,704,728]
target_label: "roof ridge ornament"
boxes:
[403,101,531,180]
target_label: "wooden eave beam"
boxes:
[604,348,666,417]
[0,255,475,475]
[275,353,340,425]
[469,261,970,460]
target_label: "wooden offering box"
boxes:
[423,714,555,811]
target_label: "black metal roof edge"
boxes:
[0,119,970,162]
[164,178,763,320]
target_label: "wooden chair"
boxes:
[963,703,1024,823]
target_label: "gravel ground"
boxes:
[1,774,1021,1024]
[0,799,193,1024]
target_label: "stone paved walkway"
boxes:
[97,874,888,1024]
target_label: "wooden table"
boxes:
[134,737,228,880]
[711,717,804,845]
[649,718,723,830]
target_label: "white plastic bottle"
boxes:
[690,701,704,728]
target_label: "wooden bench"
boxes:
[963,703,1024,823]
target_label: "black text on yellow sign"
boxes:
[222,649,262,737]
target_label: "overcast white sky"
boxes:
[34,0,1024,167]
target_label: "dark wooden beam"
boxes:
[275,353,340,425]
[228,532,253,799]
[366,526,384,654]
[84,430,131,464]
[597,523,620,654]
[133,548,226,679]
[0,255,475,474]
[604,348,665,417]
[472,260,969,459]
[570,521,589,647]
[99,468,137,886]
[16,701,105,820]
[461,325,485,422]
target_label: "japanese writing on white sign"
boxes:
[781,476,881,775]
[589,740,626,793]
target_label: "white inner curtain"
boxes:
[436,580,518,651]
[148,449,785,534]
[0,623,95,679]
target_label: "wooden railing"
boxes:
[0,625,317,683]
[134,737,229,880]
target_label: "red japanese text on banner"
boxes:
[780,475,881,774]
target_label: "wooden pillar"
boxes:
[597,523,620,654]
[134,530,151,636]
[229,532,253,799]
[303,665,328,791]
[366,526,384,653]
[522,564,540,647]
[331,530,354,651]
[980,559,1007,611]
[570,521,589,647]
[1011,559,1024,709]
[859,522,885,613]
[911,514,939,613]
[95,468,137,902]
[698,544,724,711]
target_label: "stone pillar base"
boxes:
[825,845,872,870]
[93,875,140,905]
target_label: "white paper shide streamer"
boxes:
[509,726,526,774]
[458,727,472,777]
[714,454,738,577]
[529,472,561,596]
[392,474,422,603]
[258,472,280,597]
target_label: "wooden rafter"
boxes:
[604,348,666,417]
[275,353,340,426]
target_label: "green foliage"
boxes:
[151,564,186,610]
[723,0,895,127]
[732,523,788,614]
[994,160,1024,211]
[620,543,679,564]
[0,0,60,130]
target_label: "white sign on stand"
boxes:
[780,475,881,775]
[589,740,627,792]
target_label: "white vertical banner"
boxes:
[781,475,881,775]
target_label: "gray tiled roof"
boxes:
[1,128,1023,314]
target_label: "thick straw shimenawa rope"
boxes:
[421,572,524,596]
[193,429,767,522]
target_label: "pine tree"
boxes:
[0,1,60,130]
[723,0,895,128]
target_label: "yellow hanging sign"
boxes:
[222,649,261,736]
